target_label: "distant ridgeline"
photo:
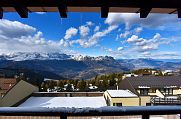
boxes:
[0,52,180,81]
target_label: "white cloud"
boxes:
[59,39,70,47]
[150,52,181,59]
[1,19,179,59]
[134,27,143,33]
[117,47,123,51]
[115,35,119,41]
[83,25,118,48]
[0,19,36,38]
[70,25,118,48]
[127,35,143,43]
[94,26,100,32]
[102,33,180,59]
[35,12,46,15]
[86,21,94,26]
[79,25,90,37]
[108,48,113,52]
[153,33,161,39]
[142,52,151,56]
[105,13,181,30]
[120,31,130,38]
[141,44,158,51]
[0,19,74,54]
[64,27,78,40]
[102,47,123,58]
[127,33,175,53]
[0,32,66,54]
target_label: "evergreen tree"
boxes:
[66,84,73,91]
[79,80,86,91]
[57,80,64,87]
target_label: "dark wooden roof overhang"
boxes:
[0,0,181,19]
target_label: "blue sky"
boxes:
[0,12,181,59]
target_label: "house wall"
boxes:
[0,80,39,107]
[110,97,139,106]
[173,88,181,95]
[104,91,139,106]
[149,90,164,98]
[139,96,151,106]
[32,92,104,97]
[137,88,164,98]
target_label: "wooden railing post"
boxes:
[142,115,149,119]
[60,115,67,119]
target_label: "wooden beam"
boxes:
[58,0,67,18]
[142,115,150,119]
[1,0,181,8]
[0,7,3,19]
[101,6,109,18]
[169,9,177,14]
[58,5,67,18]
[101,0,109,18]
[178,8,181,18]
[140,8,152,18]
[14,6,28,18]
[1,0,181,18]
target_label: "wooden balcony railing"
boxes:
[151,97,181,105]
[0,106,181,119]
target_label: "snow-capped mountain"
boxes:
[0,52,129,80]
[0,52,73,61]
[73,55,114,61]
[0,52,180,80]
[0,52,116,61]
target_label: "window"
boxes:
[146,103,151,106]
[149,89,156,93]
[159,88,173,95]
[165,88,173,95]
[113,103,122,106]
[116,103,122,106]
[140,89,149,95]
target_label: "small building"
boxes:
[119,76,181,105]
[0,78,17,97]
[162,70,174,76]
[104,90,139,106]
[122,73,138,79]
[0,80,39,107]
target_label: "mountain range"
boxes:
[0,52,180,80]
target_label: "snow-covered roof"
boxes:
[44,78,58,81]
[19,97,106,108]
[107,90,138,98]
